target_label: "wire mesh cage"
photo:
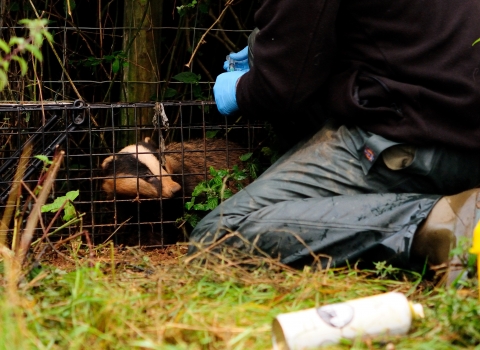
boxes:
[0,101,268,246]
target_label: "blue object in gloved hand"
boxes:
[223,46,250,72]
[213,70,246,115]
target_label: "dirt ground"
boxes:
[41,244,189,271]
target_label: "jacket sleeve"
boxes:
[236,0,340,120]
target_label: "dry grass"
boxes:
[0,240,478,350]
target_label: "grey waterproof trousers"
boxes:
[188,122,480,268]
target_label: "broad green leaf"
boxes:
[163,87,177,98]
[63,203,76,221]
[0,70,7,90]
[34,155,52,165]
[11,56,28,75]
[25,44,44,61]
[0,60,9,70]
[9,37,25,47]
[112,58,120,73]
[65,190,80,201]
[172,71,200,84]
[42,30,53,43]
[239,152,253,161]
[0,40,10,53]
[205,130,219,139]
[41,190,79,213]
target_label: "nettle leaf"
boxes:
[192,182,208,197]
[187,214,199,227]
[193,203,208,211]
[185,198,195,210]
[221,189,233,200]
[209,166,218,177]
[172,72,200,84]
[217,169,229,178]
[206,197,218,210]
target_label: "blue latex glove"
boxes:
[223,46,250,72]
[213,70,246,115]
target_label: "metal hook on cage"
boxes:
[73,99,85,108]
[73,111,85,126]
[153,102,169,167]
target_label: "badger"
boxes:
[101,137,247,200]
[101,139,181,199]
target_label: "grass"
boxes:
[0,243,479,350]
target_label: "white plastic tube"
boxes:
[272,292,424,350]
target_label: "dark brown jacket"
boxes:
[237,0,480,150]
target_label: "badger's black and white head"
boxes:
[101,139,181,199]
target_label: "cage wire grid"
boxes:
[0,102,265,246]
[0,101,267,246]
[0,2,260,246]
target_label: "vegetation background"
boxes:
[0,0,257,105]
[0,1,479,349]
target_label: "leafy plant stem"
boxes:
[28,0,83,100]
[17,150,65,266]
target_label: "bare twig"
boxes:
[0,141,32,247]
[185,0,234,68]
[84,230,95,267]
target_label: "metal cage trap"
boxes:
[0,100,268,246]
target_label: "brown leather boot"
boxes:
[411,188,480,284]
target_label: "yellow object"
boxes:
[469,220,480,300]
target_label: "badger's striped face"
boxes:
[101,142,181,199]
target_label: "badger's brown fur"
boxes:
[163,137,246,196]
